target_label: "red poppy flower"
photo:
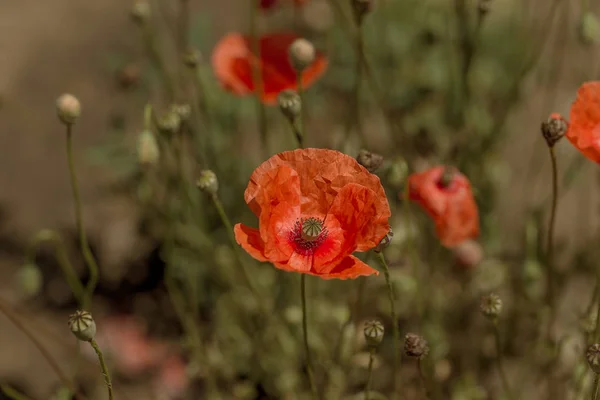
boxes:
[234,148,391,279]
[211,32,327,105]
[407,166,479,248]
[260,0,308,9]
[567,81,600,163]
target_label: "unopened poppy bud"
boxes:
[374,229,393,253]
[404,333,429,358]
[56,94,81,125]
[196,170,218,195]
[288,38,316,72]
[363,320,384,348]
[480,293,502,319]
[68,310,96,342]
[541,113,568,147]
[131,0,151,24]
[588,344,600,374]
[478,0,492,16]
[356,149,383,173]
[137,130,160,166]
[453,240,483,269]
[579,12,600,46]
[157,111,181,134]
[278,89,302,121]
[183,48,202,68]
[17,263,43,298]
[351,0,374,24]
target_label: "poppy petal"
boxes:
[288,251,313,272]
[234,224,268,262]
[317,255,378,280]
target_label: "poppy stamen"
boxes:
[290,217,328,256]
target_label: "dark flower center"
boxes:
[289,217,328,256]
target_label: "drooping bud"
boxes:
[579,12,600,46]
[196,170,219,195]
[56,94,81,125]
[288,38,316,72]
[137,130,160,166]
[587,344,600,374]
[356,149,384,173]
[278,89,302,121]
[131,0,151,24]
[374,229,393,253]
[404,333,429,358]
[351,0,374,25]
[480,293,503,319]
[183,48,202,69]
[301,218,323,241]
[363,320,384,348]
[541,113,568,147]
[68,310,96,342]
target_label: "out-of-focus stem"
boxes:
[65,124,99,311]
[250,3,268,158]
[301,274,318,399]
[364,347,375,400]
[545,146,558,337]
[0,384,34,400]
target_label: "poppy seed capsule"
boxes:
[56,94,81,125]
[356,149,384,173]
[587,344,600,374]
[404,333,429,358]
[480,293,502,319]
[196,170,219,195]
[278,90,302,121]
[68,310,96,342]
[288,38,316,72]
[301,218,323,241]
[541,113,568,147]
[363,320,384,348]
[137,131,160,166]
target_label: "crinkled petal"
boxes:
[234,224,268,262]
[288,251,313,272]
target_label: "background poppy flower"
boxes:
[212,32,328,104]
[567,81,600,163]
[407,166,479,248]
[234,148,391,279]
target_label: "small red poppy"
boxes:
[234,148,391,279]
[407,166,479,248]
[211,32,327,105]
[567,81,600,163]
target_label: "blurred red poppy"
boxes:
[567,81,600,163]
[407,166,479,248]
[234,148,391,279]
[211,32,327,104]
[260,0,308,9]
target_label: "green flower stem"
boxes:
[592,374,600,400]
[353,18,364,144]
[546,145,559,336]
[364,347,375,400]
[296,72,305,149]
[250,2,268,158]
[375,251,400,398]
[0,296,80,399]
[417,358,432,400]
[27,230,85,306]
[141,21,175,102]
[493,321,516,400]
[0,384,34,400]
[89,339,114,400]
[210,193,262,302]
[65,124,99,311]
[301,274,318,399]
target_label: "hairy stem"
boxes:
[66,125,99,311]
[375,251,400,398]
[89,339,114,400]
[493,321,516,400]
[301,274,318,399]
[546,146,559,336]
